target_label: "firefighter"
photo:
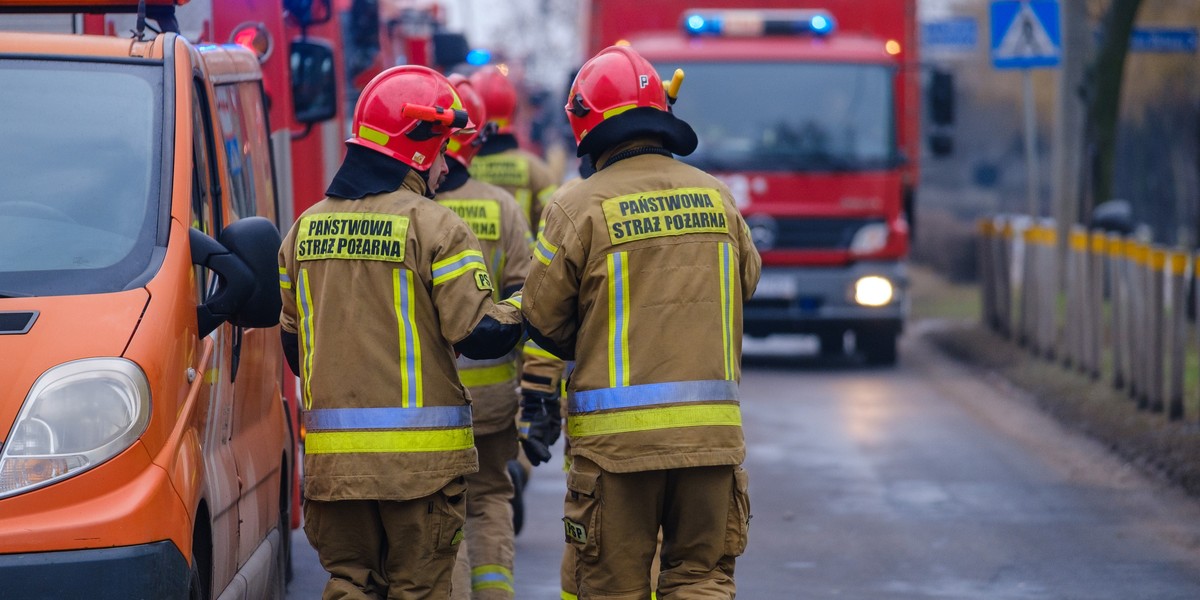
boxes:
[467,64,568,509]
[435,74,531,600]
[467,64,559,236]
[522,45,762,599]
[278,65,524,600]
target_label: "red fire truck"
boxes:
[588,0,918,364]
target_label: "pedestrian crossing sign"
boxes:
[990,0,1061,69]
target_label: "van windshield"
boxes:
[655,61,897,172]
[0,59,163,297]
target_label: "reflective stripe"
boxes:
[534,232,557,266]
[471,565,514,593]
[432,250,487,285]
[570,380,739,413]
[602,103,637,120]
[304,406,472,430]
[523,340,561,361]
[561,592,579,600]
[393,269,423,407]
[458,362,518,387]
[606,252,630,387]
[298,269,315,410]
[537,184,558,203]
[501,292,522,309]
[279,267,291,290]
[305,429,473,453]
[568,403,741,437]
[719,242,735,380]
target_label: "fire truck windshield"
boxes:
[0,59,163,297]
[658,61,897,172]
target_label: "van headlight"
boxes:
[0,358,150,498]
[849,222,889,255]
[854,276,894,307]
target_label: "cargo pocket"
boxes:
[430,477,468,556]
[563,458,602,563]
[724,467,751,557]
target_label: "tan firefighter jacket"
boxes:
[469,148,558,236]
[522,146,762,473]
[279,170,520,502]
[436,177,532,435]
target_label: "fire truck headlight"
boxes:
[850,223,889,255]
[854,276,894,307]
[0,358,150,499]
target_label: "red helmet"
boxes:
[446,74,487,168]
[565,45,696,158]
[348,65,474,171]
[468,65,518,134]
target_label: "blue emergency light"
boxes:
[682,9,837,37]
[466,48,492,66]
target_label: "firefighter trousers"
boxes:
[303,479,467,600]
[563,456,750,599]
[451,423,520,599]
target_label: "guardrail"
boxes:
[978,216,1195,420]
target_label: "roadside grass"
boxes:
[910,262,1200,500]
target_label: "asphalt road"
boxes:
[288,325,1200,599]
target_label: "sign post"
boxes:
[991,0,1061,217]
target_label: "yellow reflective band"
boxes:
[561,592,579,600]
[298,269,316,410]
[296,212,409,263]
[537,184,559,202]
[607,252,630,387]
[357,125,389,147]
[523,340,560,360]
[394,269,424,408]
[515,189,532,217]
[304,428,473,453]
[602,187,728,245]
[459,362,518,388]
[471,565,514,593]
[437,199,502,241]
[568,403,742,437]
[469,153,529,188]
[501,294,522,309]
[602,104,637,120]
[535,232,558,266]
[278,267,292,290]
[719,243,735,380]
[447,138,462,154]
[432,249,487,286]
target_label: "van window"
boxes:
[214,82,277,222]
[0,58,163,297]
[192,79,220,304]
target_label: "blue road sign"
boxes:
[1130,27,1198,53]
[923,18,979,52]
[991,1,1061,69]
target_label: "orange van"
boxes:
[0,2,294,598]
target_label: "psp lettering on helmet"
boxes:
[295,213,410,262]
[601,187,728,244]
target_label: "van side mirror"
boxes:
[190,217,283,337]
[291,40,338,125]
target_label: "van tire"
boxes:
[189,525,212,600]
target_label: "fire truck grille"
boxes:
[768,217,884,251]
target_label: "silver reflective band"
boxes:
[569,380,739,414]
[304,405,472,430]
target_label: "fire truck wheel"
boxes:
[860,331,897,366]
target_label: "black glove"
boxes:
[518,390,561,466]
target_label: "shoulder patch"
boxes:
[474,270,493,291]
